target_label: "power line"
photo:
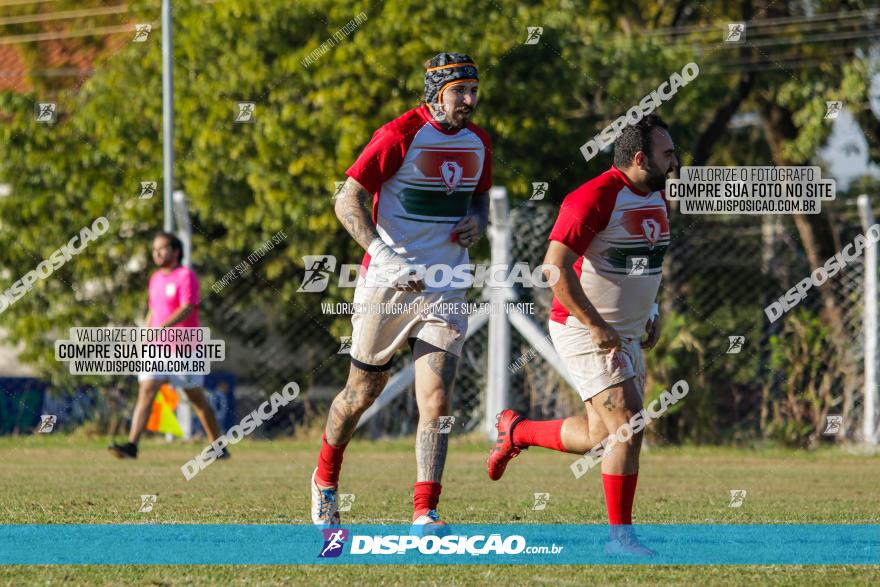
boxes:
[740,21,873,43]
[0,22,154,44]
[717,55,868,73]
[644,20,879,52]
[716,27,879,49]
[651,20,879,59]
[0,0,59,7]
[638,8,878,38]
[0,5,129,27]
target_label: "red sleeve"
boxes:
[179,269,200,307]
[468,124,492,193]
[345,126,407,195]
[548,182,618,256]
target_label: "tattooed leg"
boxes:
[603,392,616,412]
[590,379,644,475]
[325,364,389,446]
[415,420,449,483]
[413,344,459,483]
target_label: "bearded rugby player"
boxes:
[310,53,492,534]
[488,115,677,555]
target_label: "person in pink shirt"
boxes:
[108,232,226,460]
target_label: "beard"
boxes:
[645,158,674,192]
[442,106,473,129]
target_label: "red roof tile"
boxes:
[0,19,131,94]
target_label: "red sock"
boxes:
[413,481,442,518]
[622,472,639,523]
[602,472,638,525]
[315,434,347,488]
[512,419,566,452]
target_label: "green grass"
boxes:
[0,435,878,585]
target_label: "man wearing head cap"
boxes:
[310,53,491,535]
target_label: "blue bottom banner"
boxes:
[0,524,877,565]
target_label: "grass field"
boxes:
[0,435,878,585]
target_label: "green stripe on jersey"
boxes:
[603,244,668,270]
[394,215,459,224]
[399,188,472,217]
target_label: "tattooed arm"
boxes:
[334,177,381,252]
[334,177,424,291]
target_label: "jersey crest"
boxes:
[440,160,464,194]
[641,218,661,249]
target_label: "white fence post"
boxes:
[172,190,193,440]
[857,194,877,445]
[173,190,193,272]
[162,0,175,233]
[485,187,512,440]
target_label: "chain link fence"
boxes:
[504,197,873,446]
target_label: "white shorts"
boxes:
[350,285,468,367]
[137,372,205,390]
[548,319,646,402]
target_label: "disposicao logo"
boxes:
[319,528,349,558]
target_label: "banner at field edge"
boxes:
[0,524,877,565]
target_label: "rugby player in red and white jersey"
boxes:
[310,53,492,534]
[487,114,677,555]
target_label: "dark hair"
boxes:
[613,114,669,168]
[154,231,183,264]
